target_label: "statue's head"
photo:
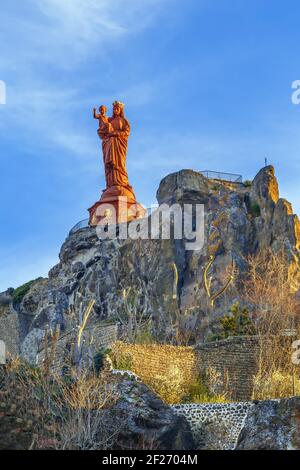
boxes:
[113,100,125,118]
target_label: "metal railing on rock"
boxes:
[200,170,243,183]
[69,207,158,236]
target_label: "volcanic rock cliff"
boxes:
[1,166,299,362]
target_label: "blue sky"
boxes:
[0,0,299,291]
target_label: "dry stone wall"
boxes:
[172,402,252,450]
[113,336,260,401]
[37,323,118,373]
[195,336,260,400]
[110,342,198,391]
[0,313,21,357]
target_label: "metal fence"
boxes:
[200,170,243,183]
[69,207,158,236]
[69,218,89,235]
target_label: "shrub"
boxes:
[243,180,252,187]
[252,369,300,400]
[208,303,256,341]
[148,365,185,404]
[1,357,121,450]
[110,351,133,371]
[249,201,261,217]
[12,279,38,304]
[93,348,110,375]
[219,303,256,339]
[183,368,228,404]
[190,393,228,404]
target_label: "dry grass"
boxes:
[147,365,186,404]
[0,356,123,450]
[240,248,300,400]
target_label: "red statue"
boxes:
[88,101,146,225]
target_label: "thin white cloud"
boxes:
[0,1,167,160]
[1,0,169,71]
[0,78,158,164]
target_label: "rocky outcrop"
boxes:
[157,169,210,205]
[249,167,299,260]
[236,397,300,450]
[0,166,299,361]
[111,375,194,450]
[250,165,279,215]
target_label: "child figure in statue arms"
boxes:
[93,105,113,133]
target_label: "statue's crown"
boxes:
[113,100,124,108]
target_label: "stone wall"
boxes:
[110,342,198,391]
[0,340,5,364]
[172,402,251,450]
[173,397,300,450]
[37,323,118,373]
[112,336,260,401]
[0,313,21,357]
[195,336,260,401]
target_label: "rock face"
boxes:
[236,397,300,450]
[157,169,210,205]
[111,375,194,450]
[1,166,299,360]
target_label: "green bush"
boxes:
[219,302,256,339]
[111,352,133,371]
[12,279,38,304]
[183,377,209,402]
[207,303,256,342]
[250,201,261,217]
[93,348,110,374]
[243,180,252,187]
[183,375,228,404]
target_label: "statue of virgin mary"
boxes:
[98,101,136,202]
[88,101,145,225]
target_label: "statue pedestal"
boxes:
[88,195,146,226]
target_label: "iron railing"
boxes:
[69,207,158,236]
[69,219,89,235]
[200,170,243,183]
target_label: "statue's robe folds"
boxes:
[98,116,136,202]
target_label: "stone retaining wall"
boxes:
[195,336,259,400]
[37,323,118,373]
[0,313,21,357]
[112,336,260,401]
[172,402,252,450]
[110,342,198,393]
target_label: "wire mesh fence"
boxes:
[200,170,243,183]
